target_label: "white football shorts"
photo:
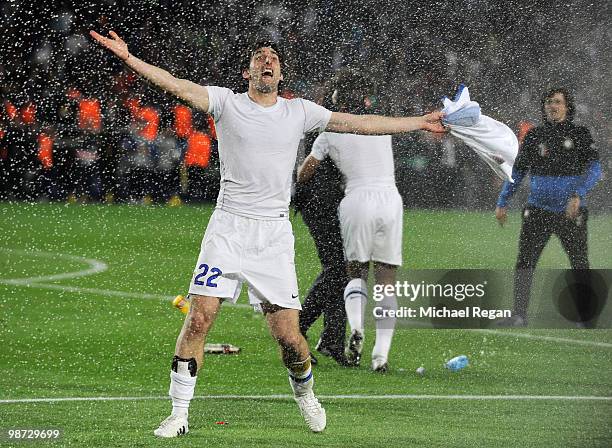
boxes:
[338,186,403,266]
[188,209,301,310]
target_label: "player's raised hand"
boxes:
[421,111,446,133]
[90,30,130,61]
[495,206,507,227]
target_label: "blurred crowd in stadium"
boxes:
[0,0,609,209]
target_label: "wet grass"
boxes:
[1,202,611,447]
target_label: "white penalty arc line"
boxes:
[1,394,611,405]
[0,249,171,303]
[0,249,251,308]
[0,248,109,284]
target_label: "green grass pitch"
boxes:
[1,202,611,447]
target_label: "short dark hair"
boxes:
[331,68,376,114]
[240,39,284,72]
[541,87,575,122]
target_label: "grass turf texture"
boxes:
[1,202,611,447]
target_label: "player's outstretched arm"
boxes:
[326,111,445,135]
[90,30,209,112]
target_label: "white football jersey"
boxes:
[207,86,331,219]
[310,132,395,193]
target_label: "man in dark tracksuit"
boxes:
[294,156,351,366]
[495,87,602,326]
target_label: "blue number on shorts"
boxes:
[194,264,222,288]
[194,264,209,286]
[207,268,222,287]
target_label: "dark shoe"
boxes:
[328,350,356,367]
[315,339,355,367]
[315,338,332,357]
[344,330,364,367]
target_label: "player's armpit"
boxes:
[175,79,210,112]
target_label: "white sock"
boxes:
[288,366,313,397]
[169,370,197,417]
[344,278,367,334]
[372,294,397,363]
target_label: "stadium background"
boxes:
[0,0,610,208]
[1,1,611,447]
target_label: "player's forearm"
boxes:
[124,54,187,101]
[296,163,310,183]
[575,160,602,198]
[328,112,425,135]
[297,155,320,183]
[496,168,526,207]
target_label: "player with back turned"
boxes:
[495,87,602,326]
[298,70,402,372]
[90,30,444,437]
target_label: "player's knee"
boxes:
[275,332,303,352]
[185,309,215,335]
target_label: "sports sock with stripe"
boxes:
[344,278,367,334]
[288,357,313,397]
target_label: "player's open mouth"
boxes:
[262,69,273,78]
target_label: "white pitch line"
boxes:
[476,329,612,349]
[1,279,609,341]
[0,281,251,308]
[0,248,108,283]
[1,394,611,404]
[2,281,174,301]
[1,248,609,342]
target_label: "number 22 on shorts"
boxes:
[193,264,222,287]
